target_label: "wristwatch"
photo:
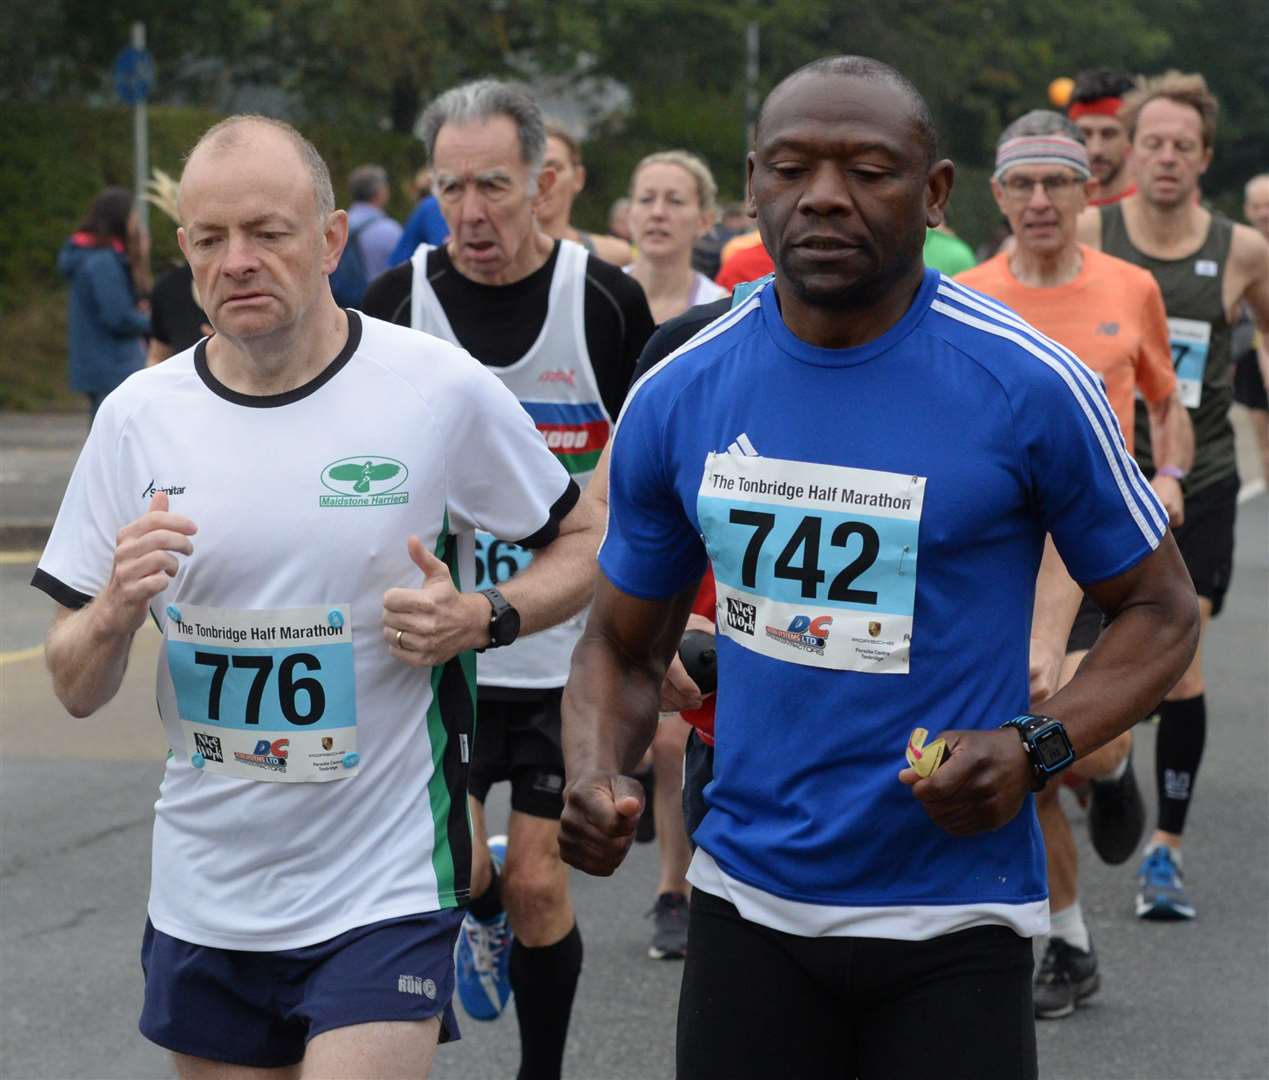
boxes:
[1000,714,1075,790]
[478,587,521,651]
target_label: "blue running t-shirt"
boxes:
[600,270,1167,939]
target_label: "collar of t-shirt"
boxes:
[759,268,938,369]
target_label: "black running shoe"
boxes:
[1034,937,1100,1019]
[1088,753,1146,865]
[647,892,689,959]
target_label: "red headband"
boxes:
[1068,97,1123,119]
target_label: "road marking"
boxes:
[1238,479,1264,504]
[0,550,40,565]
[0,644,44,666]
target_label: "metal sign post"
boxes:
[114,22,154,228]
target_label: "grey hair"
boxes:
[349,164,389,203]
[419,79,546,184]
[183,114,335,218]
[997,109,1086,148]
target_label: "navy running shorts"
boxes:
[139,909,464,1068]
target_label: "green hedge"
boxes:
[0,103,425,410]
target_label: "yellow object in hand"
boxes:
[906,727,948,778]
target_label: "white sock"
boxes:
[1049,901,1091,953]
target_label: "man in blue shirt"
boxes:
[346,164,404,282]
[559,56,1198,1080]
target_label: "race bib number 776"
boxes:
[697,452,925,674]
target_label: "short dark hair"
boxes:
[349,164,389,203]
[755,56,938,165]
[78,187,134,244]
[1070,68,1137,107]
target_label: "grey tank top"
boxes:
[1100,204,1236,496]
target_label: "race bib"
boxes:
[473,531,534,588]
[1168,317,1211,409]
[166,604,358,783]
[697,452,925,674]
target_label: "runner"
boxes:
[1079,71,1269,919]
[957,108,1193,1017]
[1067,68,1139,206]
[560,55,1198,1079]
[537,124,634,267]
[32,115,601,1079]
[361,79,654,1080]
[1234,173,1269,483]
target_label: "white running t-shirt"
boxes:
[34,312,575,950]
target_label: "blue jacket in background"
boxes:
[388,196,450,268]
[57,237,149,395]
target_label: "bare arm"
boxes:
[902,536,1198,835]
[45,492,197,717]
[1145,390,1194,526]
[1232,225,1269,389]
[1028,537,1084,706]
[382,492,605,667]
[558,575,699,875]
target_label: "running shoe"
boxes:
[1135,844,1196,920]
[1033,936,1100,1019]
[648,892,689,960]
[1088,754,1146,865]
[456,834,514,1020]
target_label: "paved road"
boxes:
[2,408,1266,1079]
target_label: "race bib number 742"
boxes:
[697,452,925,674]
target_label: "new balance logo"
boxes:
[727,432,759,457]
[1096,322,1120,336]
[398,975,437,999]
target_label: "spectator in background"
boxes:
[1234,173,1269,483]
[538,124,633,266]
[347,164,404,281]
[608,197,632,242]
[692,201,749,281]
[142,168,212,364]
[389,166,449,266]
[56,187,150,424]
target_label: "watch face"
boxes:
[492,607,521,647]
[1034,726,1072,769]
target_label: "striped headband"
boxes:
[993,134,1091,181]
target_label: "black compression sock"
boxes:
[1155,694,1207,835]
[510,923,583,1080]
[468,865,503,922]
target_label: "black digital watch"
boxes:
[478,586,521,651]
[1000,713,1075,790]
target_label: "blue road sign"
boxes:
[114,46,155,105]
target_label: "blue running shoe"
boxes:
[1135,844,1195,920]
[456,834,514,1020]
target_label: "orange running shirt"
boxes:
[956,245,1175,452]
[716,240,775,292]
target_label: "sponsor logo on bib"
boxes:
[320,456,410,507]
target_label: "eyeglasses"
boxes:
[1000,175,1084,199]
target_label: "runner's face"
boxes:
[1132,98,1211,209]
[629,162,710,263]
[1075,115,1130,189]
[991,164,1092,259]
[432,116,549,284]
[749,74,935,307]
[178,128,339,341]
[537,135,584,227]
[1245,179,1269,239]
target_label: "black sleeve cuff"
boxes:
[31,568,93,610]
[516,479,581,549]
